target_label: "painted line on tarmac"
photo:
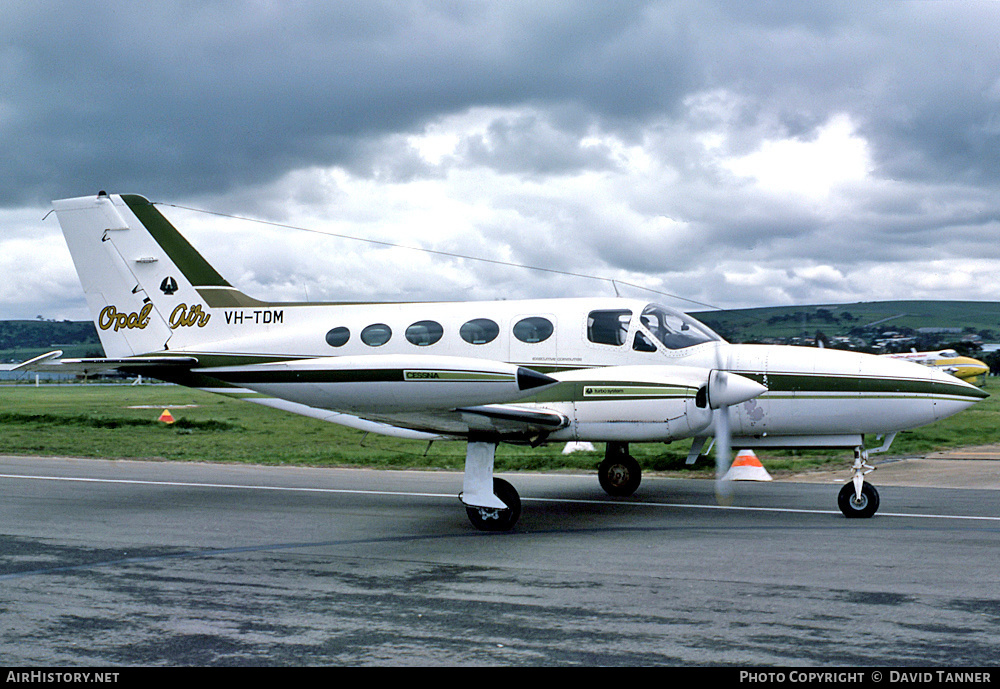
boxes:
[0,472,450,501]
[3,472,1000,523]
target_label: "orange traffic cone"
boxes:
[723,449,772,481]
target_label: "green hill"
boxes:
[0,320,103,362]
[691,300,1000,350]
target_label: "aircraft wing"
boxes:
[11,351,566,439]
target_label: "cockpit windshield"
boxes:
[635,303,722,350]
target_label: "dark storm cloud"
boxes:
[6,1,1000,314]
[2,1,698,205]
[6,1,1000,202]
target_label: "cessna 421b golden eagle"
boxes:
[19,192,988,530]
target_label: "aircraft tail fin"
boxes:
[52,192,261,357]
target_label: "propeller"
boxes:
[711,369,734,504]
[706,347,766,504]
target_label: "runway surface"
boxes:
[2,454,999,666]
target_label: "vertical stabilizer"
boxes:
[52,192,258,357]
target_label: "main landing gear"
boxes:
[460,439,522,531]
[838,446,880,518]
[460,439,641,531]
[598,442,641,497]
[465,477,521,531]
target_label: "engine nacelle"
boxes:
[545,365,766,442]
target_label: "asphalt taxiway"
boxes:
[1,454,999,666]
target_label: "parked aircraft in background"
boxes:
[883,349,990,387]
[19,192,989,530]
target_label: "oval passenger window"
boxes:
[325,327,350,347]
[360,323,392,347]
[512,317,553,343]
[460,318,500,345]
[405,320,444,346]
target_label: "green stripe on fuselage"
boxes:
[735,371,988,400]
[208,368,516,385]
[525,381,698,404]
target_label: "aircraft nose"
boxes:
[872,355,988,427]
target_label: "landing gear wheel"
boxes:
[599,445,641,497]
[465,478,521,531]
[838,481,880,518]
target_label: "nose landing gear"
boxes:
[838,445,881,518]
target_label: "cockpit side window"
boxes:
[633,330,658,352]
[587,309,632,346]
[638,304,719,350]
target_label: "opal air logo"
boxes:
[98,304,153,332]
[97,303,212,331]
[169,303,211,328]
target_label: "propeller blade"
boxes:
[714,403,733,504]
[711,344,743,505]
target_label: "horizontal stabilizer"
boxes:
[16,354,199,375]
[11,350,64,371]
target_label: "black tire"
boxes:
[466,478,521,531]
[838,481,880,518]
[598,449,642,497]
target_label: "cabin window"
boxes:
[405,320,444,346]
[587,309,632,346]
[325,327,350,348]
[513,316,554,343]
[360,323,392,347]
[460,318,500,345]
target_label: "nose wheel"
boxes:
[838,447,880,518]
[838,481,880,518]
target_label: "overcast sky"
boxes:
[4,1,1000,321]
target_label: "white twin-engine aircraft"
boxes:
[25,192,988,530]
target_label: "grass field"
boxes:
[1,379,998,476]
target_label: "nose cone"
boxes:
[880,356,988,400]
[860,353,988,429]
[707,370,768,409]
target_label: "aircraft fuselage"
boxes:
[159,295,986,447]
